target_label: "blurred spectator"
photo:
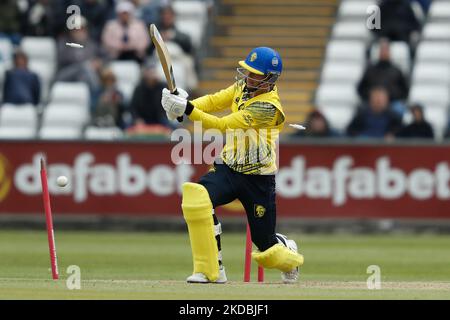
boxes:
[137,0,166,27]
[157,5,193,55]
[101,1,150,63]
[291,110,339,138]
[72,0,111,42]
[129,62,168,126]
[411,0,431,15]
[0,0,25,45]
[357,38,409,116]
[3,50,41,106]
[347,87,402,139]
[92,67,126,128]
[373,0,421,44]
[55,16,103,106]
[25,0,59,37]
[396,104,434,139]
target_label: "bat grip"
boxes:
[172,89,184,123]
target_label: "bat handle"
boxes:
[172,89,184,123]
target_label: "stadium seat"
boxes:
[175,18,205,48]
[0,38,13,69]
[325,40,366,63]
[422,23,450,40]
[411,63,450,85]
[84,126,123,140]
[172,1,208,25]
[110,61,141,102]
[331,21,371,41]
[408,84,450,108]
[42,104,89,128]
[315,83,359,107]
[317,104,356,132]
[429,1,450,20]
[39,127,83,140]
[423,107,448,140]
[370,41,411,75]
[415,42,450,63]
[320,61,364,84]
[50,82,90,109]
[0,126,37,139]
[28,59,55,102]
[173,0,208,49]
[0,104,37,129]
[337,0,376,20]
[21,37,57,62]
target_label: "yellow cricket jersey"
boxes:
[189,82,286,175]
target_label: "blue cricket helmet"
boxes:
[238,47,283,76]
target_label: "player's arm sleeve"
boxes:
[187,101,279,132]
[190,84,235,113]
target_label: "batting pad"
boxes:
[181,183,219,282]
[252,244,304,272]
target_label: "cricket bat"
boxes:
[150,24,183,122]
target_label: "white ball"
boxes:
[57,176,68,187]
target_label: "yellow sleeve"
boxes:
[190,84,235,113]
[188,102,279,132]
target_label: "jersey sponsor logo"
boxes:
[254,204,266,218]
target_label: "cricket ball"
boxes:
[57,176,68,187]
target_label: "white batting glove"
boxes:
[166,111,177,121]
[161,88,189,117]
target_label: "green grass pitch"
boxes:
[0,230,449,299]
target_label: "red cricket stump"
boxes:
[40,158,59,280]
[244,223,264,282]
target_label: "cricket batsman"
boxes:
[161,47,304,284]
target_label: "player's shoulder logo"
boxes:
[272,57,279,67]
[250,52,257,62]
[254,204,266,218]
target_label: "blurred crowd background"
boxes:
[0,0,449,141]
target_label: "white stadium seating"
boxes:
[331,21,371,41]
[173,0,208,48]
[422,23,450,40]
[50,82,90,109]
[415,42,450,63]
[408,84,450,109]
[0,104,38,139]
[315,83,359,107]
[337,0,376,20]
[320,61,364,84]
[84,126,123,140]
[411,63,450,85]
[110,61,141,103]
[41,104,89,128]
[429,1,450,20]
[325,40,366,63]
[317,104,357,132]
[0,38,13,69]
[39,127,83,140]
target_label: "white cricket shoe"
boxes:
[186,265,227,284]
[276,234,300,284]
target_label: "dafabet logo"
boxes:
[0,154,12,202]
